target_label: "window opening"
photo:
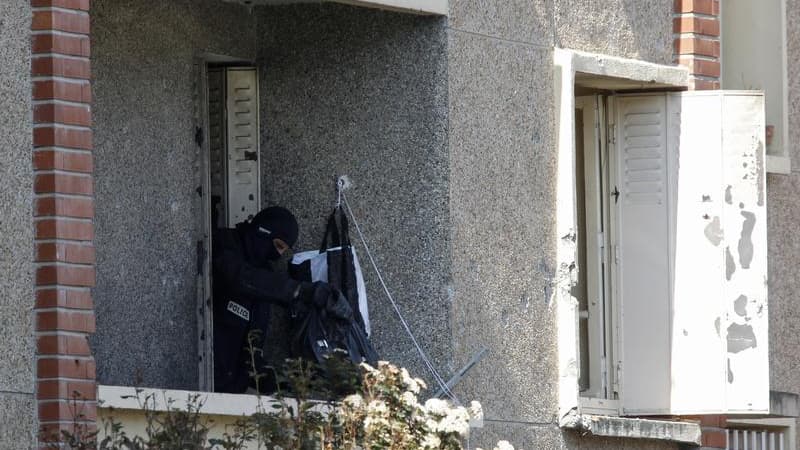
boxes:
[198,64,262,392]
[575,95,615,402]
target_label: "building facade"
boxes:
[1,0,800,448]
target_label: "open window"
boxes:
[556,51,769,418]
[574,91,769,416]
[196,62,262,392]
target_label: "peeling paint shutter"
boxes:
[670,92,768,414]
[616,92,768,415]
[719,93,768,413]
[226,68,261,226]
[613,95,672,414]
[668,93,727,414]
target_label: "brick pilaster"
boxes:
[31,0,96,445]
[682,415,728,449]
[674,0,721,90]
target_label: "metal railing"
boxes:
[728,429,786,450]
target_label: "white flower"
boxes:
[367,399,388,416]
[435,406,470,435]
[494,440,515,450]
[421,433,441,449]
[364,415,390,432]
[401,367,421,394]
[400,391,418,407]
[468,400,484,421]
[343,393,364,409]
[423,398,450,416]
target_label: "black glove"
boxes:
[326,289,353,321]
[296,281,332,309]
[296,282,352,320]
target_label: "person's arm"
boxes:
[214,246,301,307]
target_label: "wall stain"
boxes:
[756,142,765,207]
[733,295,747,317]
[738,211,756,269]
[728,359,734,383]
[727,323,757,353]
[704,216,723,246]
[725,246,735,280]
[714,317,721,337]
[725,185,733,204]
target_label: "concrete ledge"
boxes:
[770,390,800,417]
[766,154,791,174]
[560,410,702,446]
[219,0,449,15]
[556,48,690,90]
[98,385,327,417]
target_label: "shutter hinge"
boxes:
[195,126,204,147]
[608,124,616,145]
[196,240,206,275]
[600,356,608,394]
[613,244,620,264]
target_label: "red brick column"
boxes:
[681,415,728,449]
[674,0,721,90]
[31,0,97,444]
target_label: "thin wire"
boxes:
[341,190,460,405]
[335,178,343,209]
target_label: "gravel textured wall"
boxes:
[0,0,36,446]
[446,0,678,448]
[769,0,800,443]
[554,0,675,65]
[91,0,257,389]
[256,4,452,385]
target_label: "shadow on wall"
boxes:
[254,4,452,390]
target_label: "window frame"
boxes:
[196,53,261,393]
[554,48,690,421]
[721,0,791,174]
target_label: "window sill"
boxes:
[560,410,702,446]
[97,385,326,417]
[767,154,791,174]
[98,385,484,428]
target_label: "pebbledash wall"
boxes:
[770,0,800,446]
[3,0,799,449]
[0,0,36,446]
[89,2,680,450]
[90,0,258,391]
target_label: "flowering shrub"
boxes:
[335,361,479,449]
[47,358,515,450]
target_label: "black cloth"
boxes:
[287,209,379,366]
[212,225,301,394]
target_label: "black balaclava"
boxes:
[241,206,299,266]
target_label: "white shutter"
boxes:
[719,93,768,413]
[668,92,727,413]
[226,68,261,226]
[669,92,768,414]
[613,95,672,414]
[208,68,227,228]
[616,92,768,415]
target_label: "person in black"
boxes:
[212,206,345,394]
